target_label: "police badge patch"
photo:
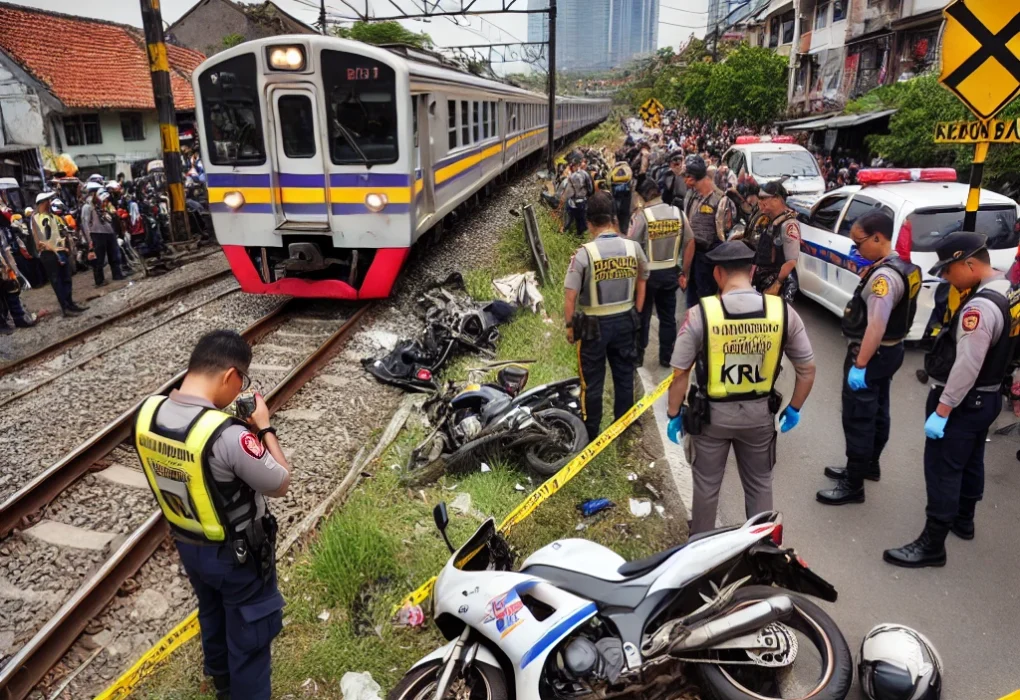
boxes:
[962,309,981,332]
[239,431,266,459]
[871,276,889,297]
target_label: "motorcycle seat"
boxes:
[616,524,742,577]
[519,564,649,611]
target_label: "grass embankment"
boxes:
[141,166,684,700]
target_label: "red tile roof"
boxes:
[0,2,206,110]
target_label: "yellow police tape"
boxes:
[999,692,1020,700]
[94,610,200,699]
[397,372,674,609]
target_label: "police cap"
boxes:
[927,231,988,276]
[706,240,756,266]
[685,155,707,180]
[759,179,789,200]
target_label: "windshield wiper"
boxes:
[333,118,369,164]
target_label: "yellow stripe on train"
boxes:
[330,186,412,204]
[207,187,272,204]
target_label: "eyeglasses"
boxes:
[234,368,252,392]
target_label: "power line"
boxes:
[661,3,709,14]
[659,18,709,28]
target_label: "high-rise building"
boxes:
[527,0,658,73]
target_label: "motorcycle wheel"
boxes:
[388,660,508,700]
[694,586,853,700]
[523,408,589,476]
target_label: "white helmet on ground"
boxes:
[858,624,942,700]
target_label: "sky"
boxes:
[13,0,708,71]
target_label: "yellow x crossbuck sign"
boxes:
[940,0,1020,120]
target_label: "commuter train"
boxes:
[192,36,610,299]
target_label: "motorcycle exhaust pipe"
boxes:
[668,595,793,653]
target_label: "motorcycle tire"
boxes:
[388,660,508,700]
[694,585,853,700]
[523,408,589,476]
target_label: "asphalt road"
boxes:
[647,293,1020,700]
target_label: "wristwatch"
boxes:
[256,426,277,443]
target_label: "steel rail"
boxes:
[0,302,372,700]
[0,299,291,539]
[0,268,232,378]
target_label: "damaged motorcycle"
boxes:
[407,364,588,479]
[391,506,853,700]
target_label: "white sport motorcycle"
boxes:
[391,505,853,700]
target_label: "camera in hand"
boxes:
[236,395,256,420]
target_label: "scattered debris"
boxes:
[655,504,667,518]
[575,523,587,531]
[480,462,491,472]
[629,498,652,518]
[515,483,526,492]
[645,483,662,499]
[318,611,330,622]
[577,498,615,517]
[451,492,473,515]
[394,604,426,628]
[340,671,383,700]
[492,272,544,313]
[626,472,638,481]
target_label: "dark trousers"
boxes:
[685,249,719,309]
[639,268,679,365]
[39,250,74,311]
[923,387,1000,525]
[176,540,284,700]
[566,202,588,236]
[612,185,632,233]
[577,311,638,440]
[0,289,30,327]
[841,343,905,469]
[91,232,125,284]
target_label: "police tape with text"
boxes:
[397,373,675,609]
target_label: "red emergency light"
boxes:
[735,135,762,144]
[856,168,958,186]
[734,135,797,145]
[772,135,797,143]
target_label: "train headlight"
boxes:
[365,193,388,212]
[268,45,305,71]
[223,191,246,210]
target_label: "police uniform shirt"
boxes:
[857,261,906,339]
[935,274,1009,407]
[565,233,650,307]
[776,216,801,263]
[153,390,288,519]
[684,188,732,248]
[564,170,589,203]
[627,199,691,264]
[670,289,814,428]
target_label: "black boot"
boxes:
[951,498,977,540]
[816,476,865,505]
[212,673,230,700]
[824,460,880,481]
[883,519,949,568]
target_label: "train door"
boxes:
[415,94,436,228]
[267,84,329,228]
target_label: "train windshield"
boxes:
[197,53,266,166]
[321,50,398,165]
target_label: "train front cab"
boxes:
[195,37,416,299]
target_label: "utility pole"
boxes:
[138,0,189,244]
[546,0,557,173]
[319,0,327,34]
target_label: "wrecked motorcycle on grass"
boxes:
[407,363,588,480]
[390,505,853,700]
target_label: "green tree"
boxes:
[332,21,433,50]
[652,64,685,109]
[676,61,713,118]
[703,45,787,126]
[221,33,244,49]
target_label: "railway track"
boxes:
[0,301,373,700]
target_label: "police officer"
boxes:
[609,150,634,233]
[817,212,921,505]
[680,155,732,308]
[751,181,801,302]
[628,178,688,367]
[884,233,1017,568]
[133,330,291,698]
[31,192,86,317]
[661,151,688,208]
[561,155,591,236]
[666,241,816,534]
[565,191,649,441]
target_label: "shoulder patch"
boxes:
[239,431,265,459]
[871,276,889,298]
[783,221,801,241]
[961,308,981,332]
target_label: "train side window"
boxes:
[448,100,457,150]
[482,101,489,139]
[412,97,418,150]
[490,101,497,136]
[460,101,469,146]
[472,101,480,143]
[198,53,266,166]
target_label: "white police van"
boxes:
[790,168,1020,341]
[721,136,826,197]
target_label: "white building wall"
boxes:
[57,110,162,178]
[0,61,45,147]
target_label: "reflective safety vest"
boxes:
[610,162,633,184]
[134,396,256,542]
[700,293,786,401]
[581,238,639,317]
[641,202,683,270]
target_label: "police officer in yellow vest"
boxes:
[133,330,291,700]
[565,191,649,441]
[666,241,817,534]
[31,191,86,317]
[628,178,689,367]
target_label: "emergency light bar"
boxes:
[856,168,958,186]
[734,135,797,145]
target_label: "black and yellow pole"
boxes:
[139,0,190,244]
[963,130,989,231]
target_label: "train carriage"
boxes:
[194,35,609,299]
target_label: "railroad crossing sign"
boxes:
[640,98,663,128]
[939,0,1020,121]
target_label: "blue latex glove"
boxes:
[924,412,948,440]
[667,408,685,444]
[779,405,800,433]
[847,365,868,391]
